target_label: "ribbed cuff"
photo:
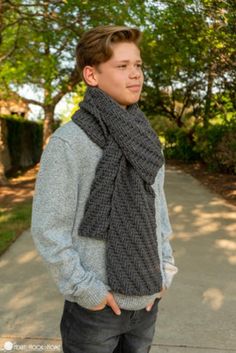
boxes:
[75,281,111,309]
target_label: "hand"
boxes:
[89,297,107,311]
[145,288,166,312]
[89,292,121,316]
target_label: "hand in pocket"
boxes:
[89,291,121,315]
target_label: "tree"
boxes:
[141,0,236,131]
[0,0,147,146]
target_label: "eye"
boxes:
[136,63,143,69]
[117,65,127,69]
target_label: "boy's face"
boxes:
[84,42,144,108]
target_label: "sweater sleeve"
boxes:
[159,165,178,289]
[31,136,109,309]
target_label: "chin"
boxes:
[128,99,139,105]
[117,96,139,107]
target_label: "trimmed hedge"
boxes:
[1,115,43,173]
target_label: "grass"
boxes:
[0,200,32,256]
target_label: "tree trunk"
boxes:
[204,60,216,128]
[176,114,184,128]
[0,118,11,185]
[43,105,55,147]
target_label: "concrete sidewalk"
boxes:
[0,166,236,353]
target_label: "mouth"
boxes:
[127,85,141,92]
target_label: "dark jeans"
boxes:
[60,298,160,353]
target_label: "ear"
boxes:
[83,66,99,86]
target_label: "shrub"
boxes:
[150,114,236,174]
[194,121,236,173]
[163,127,199,162]
[215,129,236,174]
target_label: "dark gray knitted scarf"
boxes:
[72,86,164,296]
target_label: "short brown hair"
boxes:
[76,25,142,78]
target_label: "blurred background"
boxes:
[0,0,236,254]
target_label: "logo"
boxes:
[0,341,61,352]
[4,342,13,351]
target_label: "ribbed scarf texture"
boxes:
[72,87,164,296]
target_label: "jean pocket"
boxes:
[77,303,110,314]
[64,300,75,314]
[152,297,161,311]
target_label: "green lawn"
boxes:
[0,200,32,256]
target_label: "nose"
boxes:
[129,66,141,79]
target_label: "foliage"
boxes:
[163,126,200,162]
[216,130,236,174]
[59,82,87,125]
[154,118,236,174]
[141,0,236,130]
[0,201,32,256]
[139,0,236,173]
[194,121,236,173]
[0,115,43,169]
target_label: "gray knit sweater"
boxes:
[31,120,178,310]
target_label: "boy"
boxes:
[31,25,178,353]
